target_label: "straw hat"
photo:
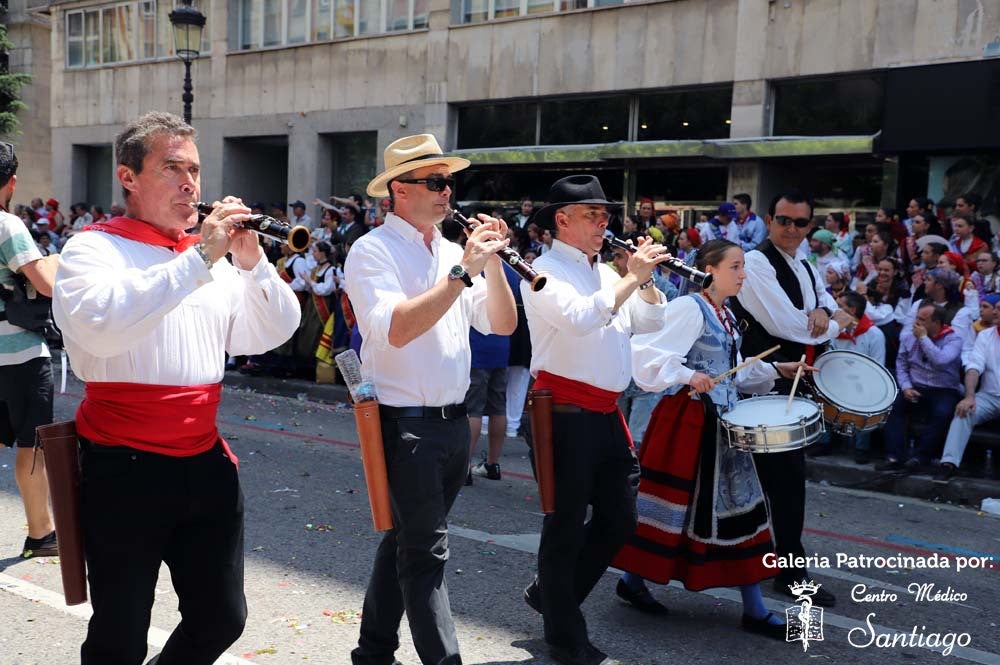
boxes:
[366,134,470,197]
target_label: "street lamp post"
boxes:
[168,0,206,125]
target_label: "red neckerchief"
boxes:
[931,325,955,341]
[84,215,201,252]
[838,314,874,343]
[533,370,633,449]
[739,211,753,226]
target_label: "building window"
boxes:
[637,86,732,141]
[772,73,885,137]
[236,0,427,47]
[457,102,538,149]
[540,96,629,144]
[462,0,621,23]
[66,0,211,68]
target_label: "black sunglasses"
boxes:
[773,215,811,228]
[394,176,455,193]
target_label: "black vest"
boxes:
[729,240,829,363]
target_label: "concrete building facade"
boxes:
[23,0,1000,218]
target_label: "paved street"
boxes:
[1,377,998,665]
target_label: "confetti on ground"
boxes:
[245,415,257,421]
[255,646,278,655]
[305,524,334,532]
[324,609,362,624]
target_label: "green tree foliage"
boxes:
[0,5,33,137]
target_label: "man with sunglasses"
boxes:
[730,190,851,609]
[345,134,516,665]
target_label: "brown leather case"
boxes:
[527,389,555,513]
[353,400,393,531]
[35,420,87,606]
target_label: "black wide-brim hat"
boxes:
[533,175,622,230]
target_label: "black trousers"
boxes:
[752,447,807,581]
[352,414,470,665]
[537,411,640,650]
[80,440,246,665]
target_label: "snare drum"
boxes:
[720,395,824,453]
[811,349,898,435]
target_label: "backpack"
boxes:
[0,273,62,349]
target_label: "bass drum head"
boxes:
[813,350,897,414]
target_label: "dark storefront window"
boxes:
[539,96,630,145]
[458,103,538,148]
[772,73,885,136]
[634,167,728,203]
[456,167,623,205]
[457,102,538,149]
[637,86,732,141]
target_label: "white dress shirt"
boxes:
[53,231,301,385]
[344,213,492,407]
[966,327,1000,396]
[631,295,777,395]
[737,246,842,345]
[521,238,666,393]
[830,325,886,366]
[286,253,312,292]
[310,263,343,296]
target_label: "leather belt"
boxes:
[379,404,467,420]
[551,403,612,415]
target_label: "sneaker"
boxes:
[22,530,58,558]
[932,462,957,483]
[505,429,518,439]
[471,461,501,480]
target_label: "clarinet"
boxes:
[604,236,713,289]
[448,208,547,292]
[191,202,311,253]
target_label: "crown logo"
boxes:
[790,580,821,597]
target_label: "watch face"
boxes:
[450,265,465,278]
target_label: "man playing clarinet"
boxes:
[345,134,516,665]
[53,111,301,665]
[521,175,671,665]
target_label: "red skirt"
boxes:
[613,391,775,591]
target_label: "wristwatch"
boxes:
[448,264,473,288]
[194,243,214,270]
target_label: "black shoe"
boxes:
[741,612,787,640]
[875,458,904,471]
[933,462,957,483]
[549,643,619,665]
[615,578,669,615]
[903,457,925,473]
[22,531,58,558]
[524,580,541,614]
[854,451,870,465]
[773,578,836,607]
[471,461,501,480]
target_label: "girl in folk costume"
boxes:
[824,260,851,300]
[949,215,988,272]
[851,228,897,291]
[855,257,910,371]
[612,240,811,640]
[297,241,343,367]
[939,251,980,309]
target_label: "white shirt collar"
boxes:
[384,212,441,247]
[551,238,598,267]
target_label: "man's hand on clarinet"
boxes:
[201,197,261,268]
[460,215,510,275]
[626,235,673,284]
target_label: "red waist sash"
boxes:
[76,382,237,465]
[533,370,633,448]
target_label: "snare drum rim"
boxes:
[811,349,899,417]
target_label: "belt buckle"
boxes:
[440,406,448,419]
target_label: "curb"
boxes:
[806,456,999,508]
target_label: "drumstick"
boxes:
[687,344,781,397]
[785,354,807,414]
